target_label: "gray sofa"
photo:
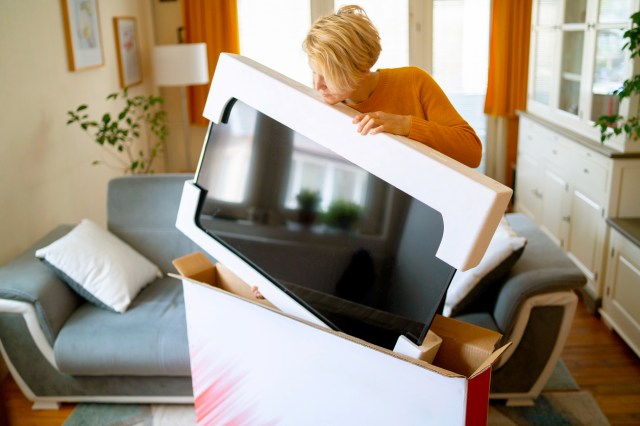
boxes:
[0,174,584,409]
[0,174,198,409]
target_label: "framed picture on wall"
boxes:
[113,17,142,88]
[61,0,104,71]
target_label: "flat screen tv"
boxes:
[193,98,458,350]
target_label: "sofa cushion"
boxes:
[444,217,526,317]
[107,174,201,273]
[35,219,162,313]
[53,276,190,376]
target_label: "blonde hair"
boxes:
[303,5,381,94]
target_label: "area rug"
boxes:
[63,361,608,426]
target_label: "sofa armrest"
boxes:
[492,268,585,337]
[0,225,81,344]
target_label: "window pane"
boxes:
[564,0,587,24]
[599,0,634,24]
[559,31,584,116]
[532,30,555,105]
[591,29,626,121]
[335,0,409,68]
[537,0,561,26]
[237,0,311,84]
[433,0,490,170]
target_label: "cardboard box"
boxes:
[174,53,513,425]
[173,252,509,425]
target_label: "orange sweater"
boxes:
[349,67,482,168]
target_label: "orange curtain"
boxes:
[182,0,240,126]
[484,0,532,188]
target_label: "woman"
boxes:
[303,5,482,168]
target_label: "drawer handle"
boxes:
[552,149,558,155]
[583,168,589,174]
[562,215,571,223]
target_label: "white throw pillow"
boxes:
[443,217,527,317]
[35,219,163,313]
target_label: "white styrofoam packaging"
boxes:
[176,53,513,425]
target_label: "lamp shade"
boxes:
[153,43,209,87]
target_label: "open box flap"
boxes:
[469,342,512,379]
[201,53,512,272]
[431,315,505,378]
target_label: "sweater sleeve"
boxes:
[407,70,482,168]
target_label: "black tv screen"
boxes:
[194,99,456,350]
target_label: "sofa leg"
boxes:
[505,398,535,407]
[32,401,60,410]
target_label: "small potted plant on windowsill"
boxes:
[66,88,168,174]
[295,189,321,226]
[322,199,362,231]
[594,11,640,144]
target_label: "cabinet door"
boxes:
[540,169,569,247]
[589,0,636,122]
[527,0,640,151]
[602,229,640,357]
[515,153,543,219]
[566,189,605,285]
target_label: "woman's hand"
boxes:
[353,111,411,136]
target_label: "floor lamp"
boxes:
[153,43,209,171]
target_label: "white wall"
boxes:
[0,0,161,265]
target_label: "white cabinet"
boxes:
[516,115,611,301]
[528,0,639,153]
[516,114,640,307]
[601,225,640,357]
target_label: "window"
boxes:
[284,135,369,211]
[432,0,490,171]
[235,0,490,211]
[236,0,311,84]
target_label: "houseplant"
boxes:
[295,189,321,225]
[66,88,168,174]
[594,11,640,143]
[322,199,361,230]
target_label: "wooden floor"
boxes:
[1,297,639,426]
[563,300,640,425]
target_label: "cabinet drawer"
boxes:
[519,118,549,158]
[543,136,571,169]
[569,142,610,197]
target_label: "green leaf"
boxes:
[76,105,88,112]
